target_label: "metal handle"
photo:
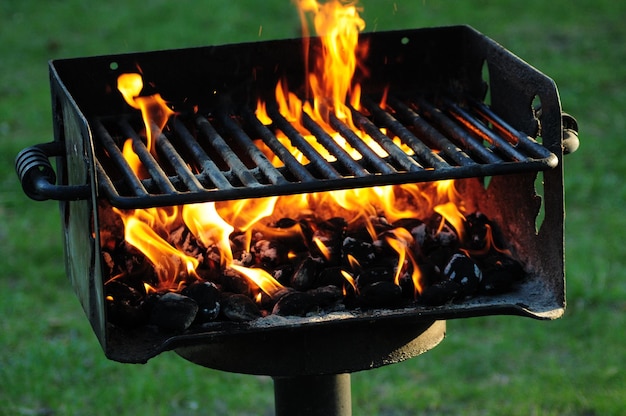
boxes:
[562,112,579,155]
[15,141,90,202]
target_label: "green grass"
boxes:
[2,0,625,414]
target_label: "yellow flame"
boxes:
[117,73,175,156]
[230,264,285,299]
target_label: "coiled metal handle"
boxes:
[15,142,90,201]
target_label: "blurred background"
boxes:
[1,0,624,414]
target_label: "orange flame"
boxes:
[230,264,285,299]
[110,0,471,301]
[117,72,175,177]
[113,207,199,289]
[385,227,422,296]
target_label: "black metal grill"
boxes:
[91,93,557,209]
[14,26,574,371]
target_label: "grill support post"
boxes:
[273,374,352,416]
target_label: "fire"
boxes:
[117,72,175,178]
[109,0,476,302]
[113,206,200,289]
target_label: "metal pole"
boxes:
[273,373,352,416]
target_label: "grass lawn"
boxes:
[1,0,625,415]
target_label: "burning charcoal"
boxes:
[342,236,377,269]
[464,212,491,250]
[308,284,343,308]
[479,253,525,295]
[221,293,262,322]
[149,292,198,332]
[432,222,459,248]
[426,245,459,271]
[418,261,443,287]
[230,231,249,261]
[220,267,254,297]
[316,266,345,287]
[443,252,482,298]
[105,281,148,328]
[271,263,296,286]
[421,213,460,255]
[309,217,347,264]
[356,266,395,288]
[419,279,463,306]
[253,239,289,268]
[168,225,203,259]
[290,256,325,291]
[358,281,403,308]
[267,218,310,252]
[272,291,316,316]
[182,281,221,323]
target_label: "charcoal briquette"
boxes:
[342,236,377,269]
[254,239,288,267]
[356,266,395,288]
[105,281,148,328]
[443,252,482,297]
[149,292,199,332]
[316,266,345,287]
[271,291,316,316]
[479,254,525,294]
[290,256,324,291]
[358,280,403,308]
[419,279,463,306]
[221,293,262,322]
[182,281,221,322]
[308,284,343,307]
[464,212,491,250]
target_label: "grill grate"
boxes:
[92,94,557,209]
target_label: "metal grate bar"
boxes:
[118,120,178,194]
[92,119,149,197]
[301,112,370,177]
[350,105,424,172]
[468,98,557,165]
[241,108,317,183]
[387,98,476,167]
[444,99,529,162]
[195,116,261,187]
[154,132,204,192]
[328,113,397,175]
[171,119,233,190]
[362,97,450,169]
[267,105,343,180]
[414,98,503,164]
[217,112,288,186]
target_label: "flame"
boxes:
[341,270,358,295]
[434,201,466,241]
[385,227,422,296]
[255,0,370,164]
[113,207,199,289]
[109,0,471,302]
[182,202,235,266]
[230,264,285,299]
[297,0,365,122]
[117,72,175,177]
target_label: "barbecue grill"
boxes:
[16,25,577,415]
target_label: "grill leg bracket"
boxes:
[273,374,352,416]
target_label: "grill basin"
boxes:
[16,25,569,368]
